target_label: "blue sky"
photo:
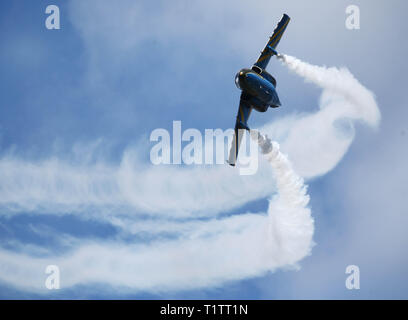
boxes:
[0,0,407,299]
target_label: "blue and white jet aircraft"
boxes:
[228,14,290,166]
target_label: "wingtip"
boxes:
[227,161,235,167]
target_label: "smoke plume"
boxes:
[0,55,380,294]
[252,130,314,267]
[277,54,380,127]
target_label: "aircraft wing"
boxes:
[254,13,290,70]
[228,94,252,166]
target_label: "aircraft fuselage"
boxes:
[228,13,289,166]
[234,68,281,111]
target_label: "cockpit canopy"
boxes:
[251,65,262,74]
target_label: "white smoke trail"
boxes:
[252,131,314,267]
[277,54,380,127]
[0,58,380,218]
[264,54,381,178]
[0,134,314,293]
[0,55,380,294]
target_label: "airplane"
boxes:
[228,13,290,166]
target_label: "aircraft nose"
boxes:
[235,70,249,89]
[235,72,245,89]
[238,71,247,86]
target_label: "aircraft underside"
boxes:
[228,13,290,166]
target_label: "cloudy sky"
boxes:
[0,0,407,299]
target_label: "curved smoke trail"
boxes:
[0,55,379,293]
[277,54,380,127]
[0,134,315,292]
[252,131,314,268]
